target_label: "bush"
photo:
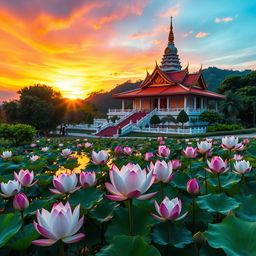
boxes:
[150,115,161,125]
[176,110,189,128]
[207,124,242,132]
[0,123,36,145]
[199,110,224,125]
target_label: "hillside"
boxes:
[86,67,252,115]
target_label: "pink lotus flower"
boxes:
[151,197,188,221]
[49,173,80,195]
[1,151,12,159]
[32,202,85,246]
[30,143,37,148]
[0,180,21,198]
[157,146,170,158]
[197,141,212,154]
[186,179,200,195]
[61,148,72,157]
[243,138,250,144]
[148,160,174,183]
[171,160,182,170]
[233,154,243,161]
[185,139,190,143]
[157,137,163,142]
[105,163,157,201]
[30,155,39,162]
[41,147,49,152]
[221,136,243,150]
[183,146,198,158]
[91,150,109,165]
[159,140,165,145]
[13,193,29,211]
[77,144,82,148]
[206,156,229,174]
[145,152,154,161]
[123,147,133,155]
[114,145,123,154]
[79,172,97,187]
[14,169,37,187]
[84,142,92,148]
[233,160,252,175]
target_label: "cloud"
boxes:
[195,32,210,38]
[215,17,233,23]
[183,31,193,37]
[159,4,181,17]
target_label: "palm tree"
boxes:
[220,91,244,123]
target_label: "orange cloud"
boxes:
[159,4,181,17]
[215,17,233,23]
[183,31,193,37]
[195,32,209,38]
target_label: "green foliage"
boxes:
[207,124,242,132]
[161,115,176,123]
[205,215,256,256]
[199,110,224,125]
[150,115,161,125]
[0,123,36,145]
[110,116,120,123]
[2,100,19,124]
[176,110,189,128]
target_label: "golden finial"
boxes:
[168,16,174,44]
[185,62,189,71]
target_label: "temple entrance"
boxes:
[153,98,158,109]
[160,98,167,109]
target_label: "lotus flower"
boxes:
[1,151,12,159]
[114,145,123,154]
[13,193,29,211]
[77,144,82,148]
[206,156,229,173]
[145,152,154,161]
[157,136,163,142]
[105,163,157,201]
[233,160,252,175]
[91,150,109,165]
[49,173,80,195]
[183,146,198,158]
[30,155,39,162]
[30,143,37,148]
[148,160,174,183]
[243,138,250,144]
[151,197,188,221]
[123,147,133,155]
[157,146,170,158]
[32,202,85,246]
[186,179,200,195]
[14,169,37,187]
[197,141,212,154]
[41,147,49,152]
[79,172,97,187]
[84,142,92,148]
[221,136,243,150]
[233,154,243,161]
[59,143,64,147]
[171,160,182,170]
[159,140,165,145]
[0,180,21,198]
[61,148,72,157]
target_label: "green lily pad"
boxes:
[7,223,40,251]
[0,213,22,247]
[196,193,240,214]
[69,187,104,211]
[207,173,241,189]
[96,235,161,256]
[152,222,192,248]
[205,215,256,256]
[24,199,54,217]
[105,205,152,242]
[235,194,256,222]
[172,171,189,190]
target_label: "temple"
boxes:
[96,18,225,137]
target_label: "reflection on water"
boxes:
[55,152,113,176]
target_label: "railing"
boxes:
[108,109,134,114]
[136,108,157,128]
[95,121,113,133]
[114,110,135,126]
[65,124,99,130]
[157,108,207,114]
[132,126,207,135]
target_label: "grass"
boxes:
[123,128,256,138]
[66,129,96,134]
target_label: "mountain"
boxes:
[86,67,252,115]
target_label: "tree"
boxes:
[176,110,189,128]
[161,115,176,124]
[199,110,224,125]
[18,84,65,133]
[3,100,19,123]
[150,115,161,125]
[219,91,243,123]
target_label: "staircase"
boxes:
[96,112,147,137]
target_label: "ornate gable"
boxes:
[141,64,174,88]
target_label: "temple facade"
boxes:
[108,18,224,126]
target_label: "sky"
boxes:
[0,0,255,101]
